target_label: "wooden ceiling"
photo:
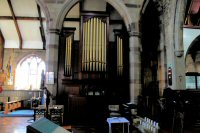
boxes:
[184,0,200,28]
[0,0,46,49]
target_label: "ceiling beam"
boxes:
[37,4,46,50]
[0,16,46,21]
[0,29,5,70]
[0,29,5,45]
[7,0,23,49]
[64,18,80,21]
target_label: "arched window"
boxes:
[15,55,45,90]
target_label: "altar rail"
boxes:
[0,90,43,109]
[4,100,23,114]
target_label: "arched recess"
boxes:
[185,35,200,90]
[185,35,200,71]
[56,0,132,31]
[140,0,161,97]
[35,0,51,30]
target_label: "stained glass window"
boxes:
[15,55,45,90]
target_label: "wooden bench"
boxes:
[4,100,22,114]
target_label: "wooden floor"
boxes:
[0,116,136,133]
[0,117,32,133]
[1,116,200,133]
[0,116,108,133]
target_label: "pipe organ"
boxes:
[81,15,108,72]
[116,35,123,76]
[65,35,73,76]
[57,3,131,125]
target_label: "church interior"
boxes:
[0,0,200,133]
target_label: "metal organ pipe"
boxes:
[82,17,107,72]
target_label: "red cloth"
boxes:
[0,86,3,93]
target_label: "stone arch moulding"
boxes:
[55,0,132,32]
[35,0,51,30]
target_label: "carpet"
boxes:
[0,109,34,117]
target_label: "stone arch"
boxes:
[185,35,200,61]
[35,0,51,30]
[140,0,163,50]
[140,0,164,96]
[141,0,162,15]
[142,0,186,58]
[173,0,185,57]
[56,0,132,31]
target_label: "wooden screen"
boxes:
[81,16,108,72]
[65,35,73,76]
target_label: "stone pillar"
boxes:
[129,23,141,104]
[45,29,60,105]
[173,0,186,90]
[158,27,167,96]
[174,52,186,90]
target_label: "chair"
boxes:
[121,103,137,126]
[108,105,121,117]
[31,98,41,108]
[34,108,46,121]
[50,108,63,125]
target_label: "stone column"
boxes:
[174,52,186,90]
[45,28,60,105]
[158,27,167,96]
[129,23,141,104]
[173,0,186,90]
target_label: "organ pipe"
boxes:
[65,35,72,76]
[82,17,107,72]
[117,35,123,76]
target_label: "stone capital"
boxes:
[175,50,184,57]
[127,22,141,37]
[47,28,60,34]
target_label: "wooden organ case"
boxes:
[57,12,130,125]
